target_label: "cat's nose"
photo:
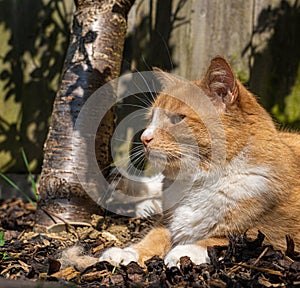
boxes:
[141,130,153,146]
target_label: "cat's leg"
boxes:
[107,172,163,217]
[164,237,228,267]
[99,227,171,266]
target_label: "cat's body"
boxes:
[99,57,300,267]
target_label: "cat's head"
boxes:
[141,56,271,178]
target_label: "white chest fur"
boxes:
[168,151,270,244]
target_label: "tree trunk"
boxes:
[35,0,134,231]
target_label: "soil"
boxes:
[1,197,300,287]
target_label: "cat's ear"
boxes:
[152,67,179,90]
[204,56,238,105]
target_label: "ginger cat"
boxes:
[99,56,300,267]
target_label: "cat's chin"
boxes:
[146,159,181,179]
[146,150,168,168]
[147,151,168,163]
[147,154,199,180]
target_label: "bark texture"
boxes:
[36,0,134,230]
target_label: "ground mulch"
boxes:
[1,197,300,287]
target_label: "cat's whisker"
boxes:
[129,150,146,162]
[129,146,144,153]
[131,92,154,108]
[112,138,143,145]
[119,87,153,110]
[141,55,152,72]
[112,156,132,169]
[128,149,147,163]
[150,79,160,103]
[177,142,204,149]
[115,102,151,111]
[127,164,144,178]
[148,80,158,104]
[118,109,150,123]
[126,158,146,177]
[154,32,174,70]
[113,153,143,170]
[179,143,210,153]
[176,146,208,159]
[120,59,155,107]
[112,147,144,165]
[122,72,155,107]
[134,69,157,104]
[95,166,122,204]
[177,147,201,156]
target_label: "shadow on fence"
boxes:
[0,0,72,173]
[244,0,300,127]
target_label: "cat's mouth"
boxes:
[145,148,181,166]
[145,148,168,162]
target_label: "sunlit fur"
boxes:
[100,56,300,267]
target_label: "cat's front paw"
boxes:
[135,199,162,218]
[99,247,139,266]
[164,244,209,268]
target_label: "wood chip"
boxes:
[51,266,80,281]
[81,270,111,281]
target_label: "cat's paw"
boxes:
[164,244,209,268]
[135,199,162,218]
[99,247,139,266]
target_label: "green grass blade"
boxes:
[21,148,38,200]
[0,173,37,207]
[0,231,5,246]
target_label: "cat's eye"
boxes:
[170,114,186,124]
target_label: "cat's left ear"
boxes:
[204,56,238,105]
